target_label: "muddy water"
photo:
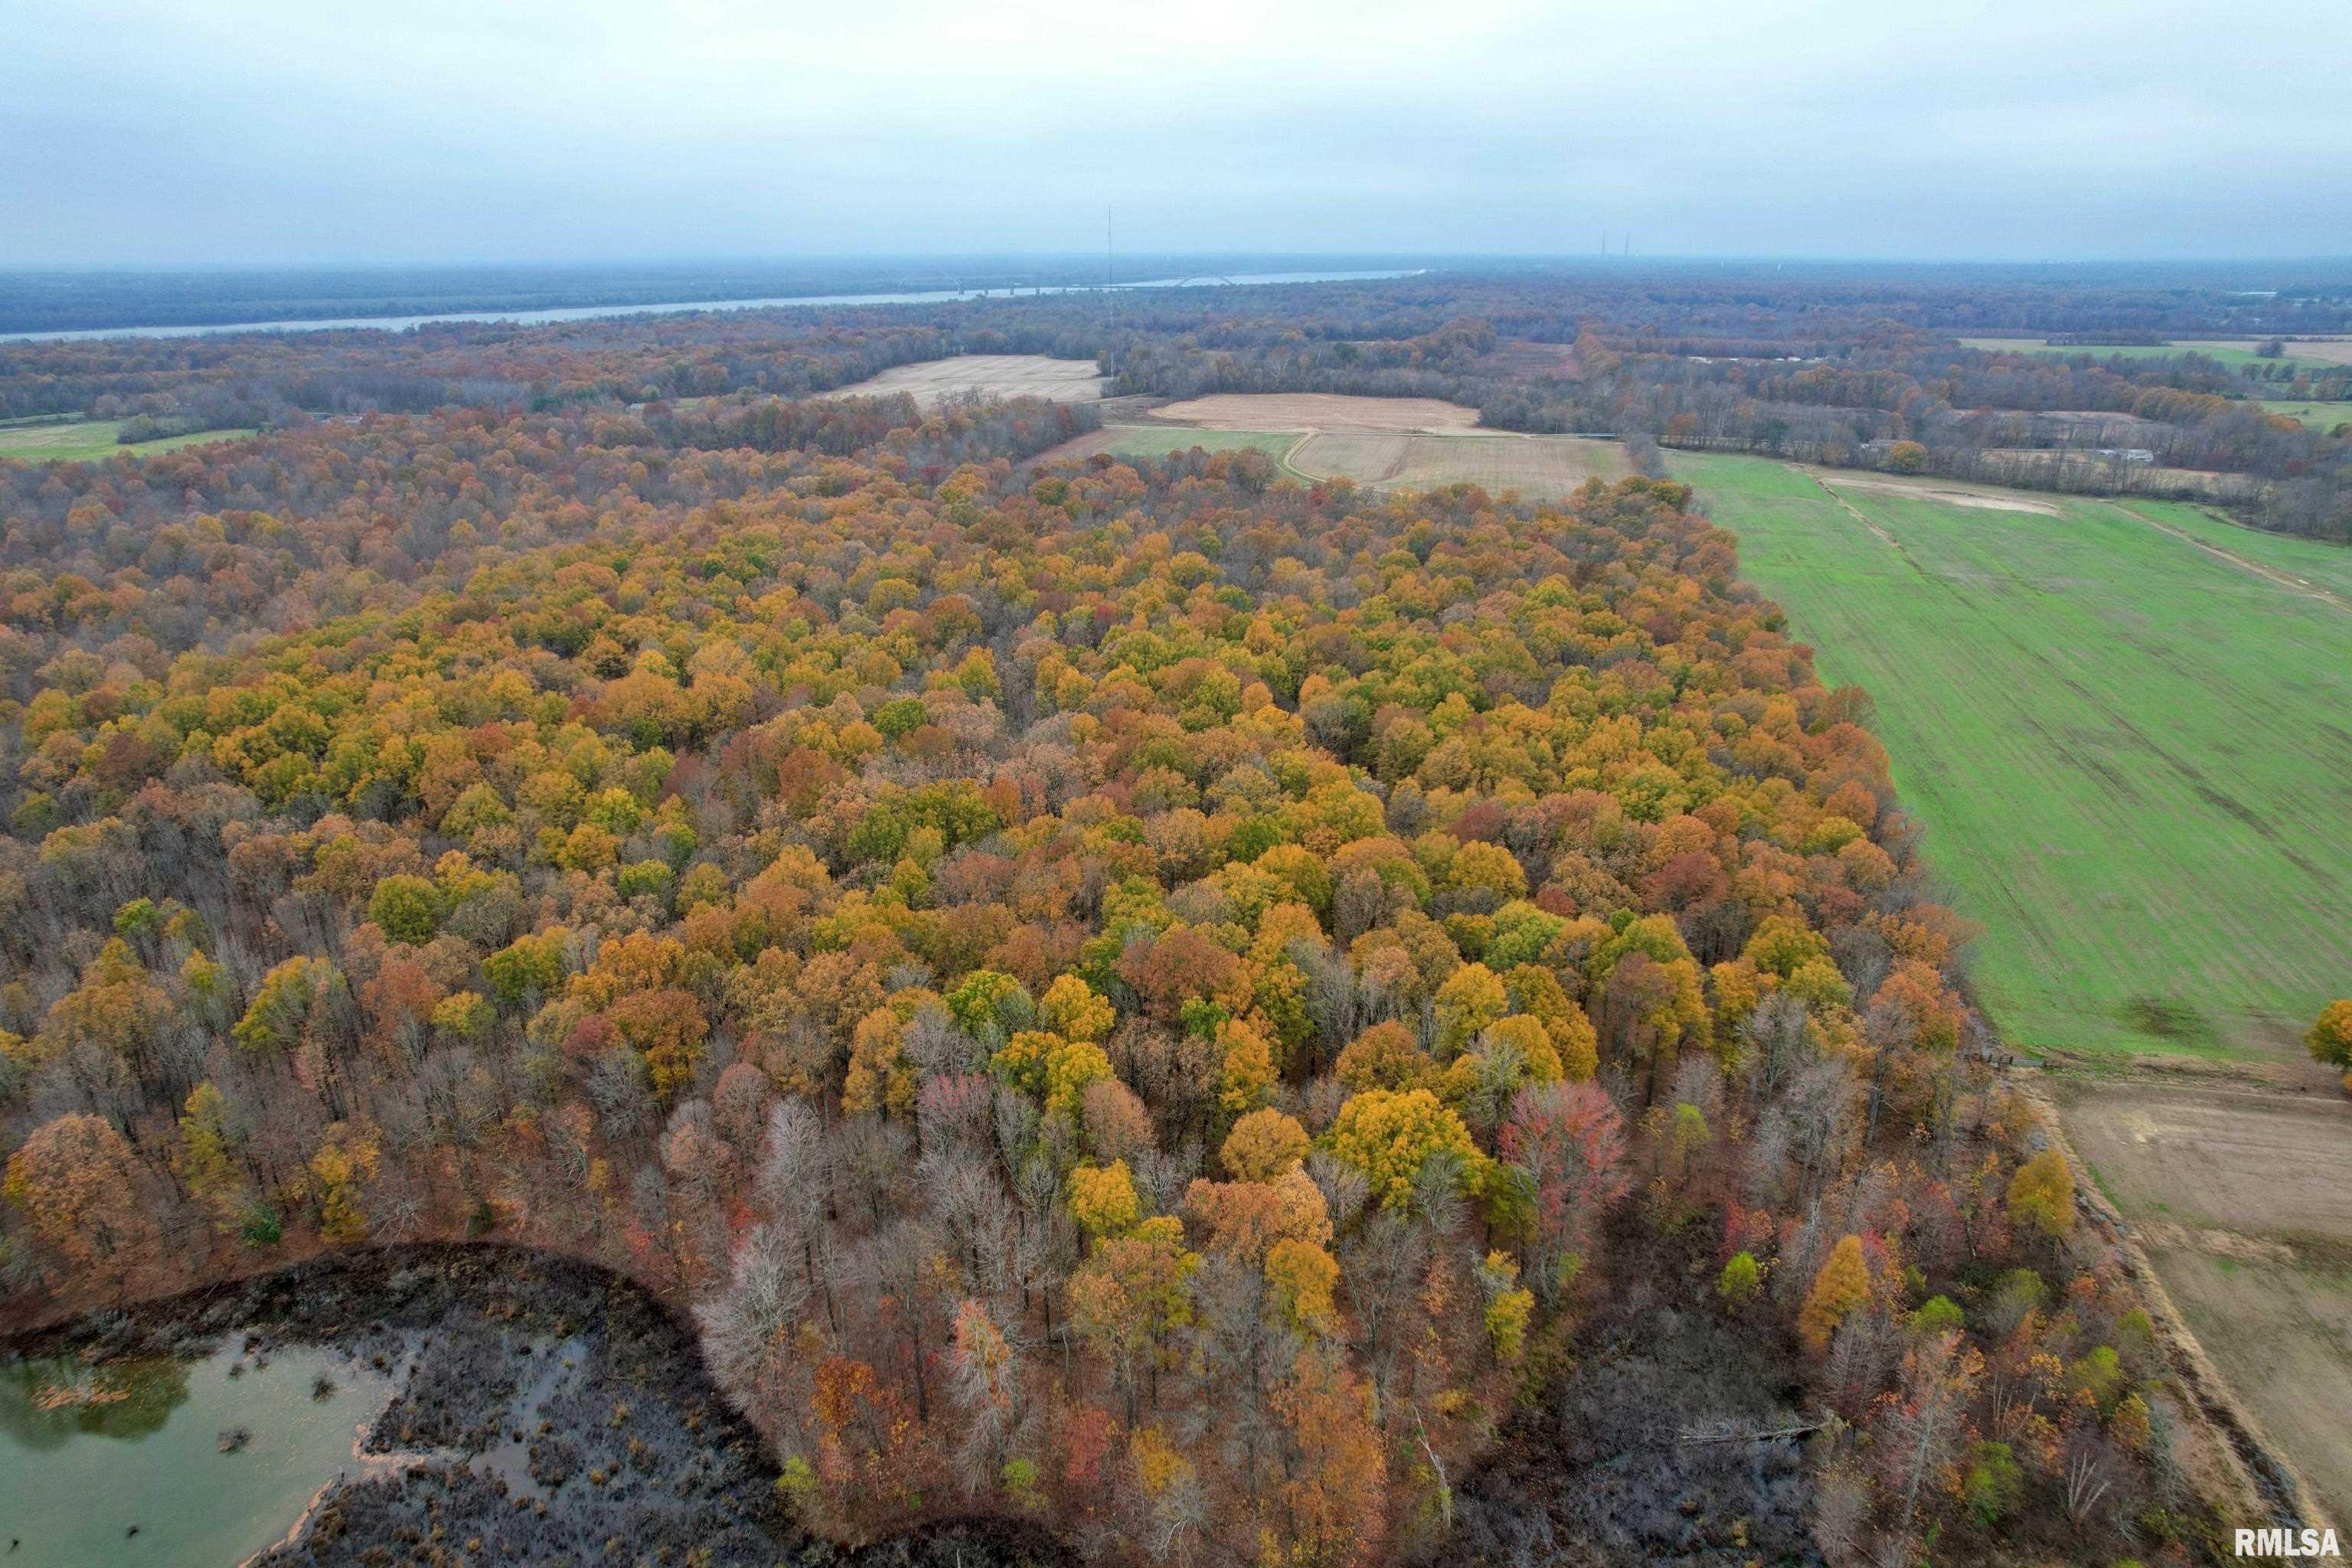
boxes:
[0,1343,393,1566]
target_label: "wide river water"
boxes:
[2,269,1426,344]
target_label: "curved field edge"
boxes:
[1670,451,2352,1065]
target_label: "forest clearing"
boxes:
[1670,452,2352,1066]
[824,354,1107,407]
[0,413,255,462]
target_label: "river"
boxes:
[1,270,1426,345]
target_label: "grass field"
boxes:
[1038,426,1302,466]
[0,416,256,463]
[1958,337,2350,373]
[1671,452,2352,1062]
[2261,399,2352,433]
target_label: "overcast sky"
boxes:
[9,0,2348,267]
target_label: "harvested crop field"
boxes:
[1148,393,1480,433]
[1291,432,1625,497]
[2052,1076,2352,1524]
[1672,451,2352,1063]
[825,354,1106,407]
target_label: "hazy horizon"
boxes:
[11,252,2352,276]
[11,0,2351,268]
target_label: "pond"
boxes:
[0,1341,394,1566]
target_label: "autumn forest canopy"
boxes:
[0,275,2315,1565]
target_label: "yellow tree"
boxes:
[2305,998,2352,1076]
[1798,1233,1872,1353]
[1323,1088,1477,1211]
[310,1123,381,1243]
[1220,1107,1310,1182]
[176,1082,246,1216]
[1218,1018,1279,1114]
[2005,1148,2076,1240]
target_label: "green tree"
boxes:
[368,874,443,945]
[1717,1250,1761,1307]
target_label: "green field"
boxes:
[1098,426,1302,462]
[1672,452,2352,1062]
[0,416,257,463]
[2261,400,2352,433]
[1958,337,2344,374]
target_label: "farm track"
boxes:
[2112,501,2352,616]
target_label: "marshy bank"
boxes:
[0,1244,1067,1566]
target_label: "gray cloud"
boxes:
[7,0,2348,265]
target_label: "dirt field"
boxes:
[1292,432,1625,497]
[2053,1075,2352,1524]
[1149,393,1481,433]
[825,354,1106,407]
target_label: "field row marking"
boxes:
[1278,432,1320,484]
[2109,502,2352,617]
[1788,464,1905,551]
[1793,456,2350,619]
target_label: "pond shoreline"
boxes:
[2,1243,1070,1566]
